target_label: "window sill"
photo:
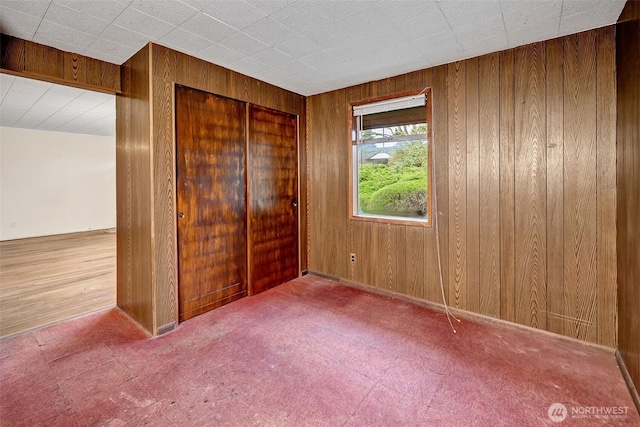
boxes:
[349,213,432,228]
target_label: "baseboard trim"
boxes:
[305,271,615,354]
[616,350,640,415]
[305,269,340,282]
[157,321,176,336]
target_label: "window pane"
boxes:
[356,123,428,220]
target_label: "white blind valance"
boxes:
[353,94,426,116]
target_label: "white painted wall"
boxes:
[0,127,115,241]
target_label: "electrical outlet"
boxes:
[350,253,356,263]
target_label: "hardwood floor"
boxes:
[0,230,116,338]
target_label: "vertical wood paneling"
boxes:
[616,0,640,392]
[478,53,501,317]
[432,65,449,303]
[448,61,467,309]
[546,38,565,336]
[116,44,154,332]
[563,31,598,343]
[152,46,178,332]
[595,27,617,349]
[465,58,480,313]
[514,43,547,329]
[117,43,305,335]
[499,49,516,323]
[306,28,616,347]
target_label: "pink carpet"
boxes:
[1,274,638,426]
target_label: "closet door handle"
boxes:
[178,212,185,219]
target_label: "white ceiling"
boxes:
[0,0,627,137]
[0,74,115,137]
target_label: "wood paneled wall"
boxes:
[1,34,120,94]
[307,28,617,347]
[617,0,640,401]
[117,43,306,334]
[116,44,154,332]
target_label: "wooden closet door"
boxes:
[175,86,247,321]
[248,105,299,294]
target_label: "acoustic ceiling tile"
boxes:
[412,30,460,57]
[87,38,137,62]
[245,0,297,15]
[0,112,22,126]
[202,0,267,30]
[54,0,130,23]
[100,24,150,49]
[394,12,451,42]
[272,36,320,60]
[180,12,236,43]
[500,1,562,33]
[0,74,15,104]
[250,48,294,67]
[43,2,111,36]
[298,51,343,72]
[560,6,625,35]
[15,112,51,129]
[228,56,272,77]
[373,0,440,25]
[242,17,297,47]
[438,0,503,27]
[270,1,334,34]
[130,0,198,26]
[218,31,269,57]
[0,6,42,40]
[113,7,175,39]
[561,0,616,17]
[84,47,131,65]
[300,19,353,49]
[159,27,212,54]
[507,20,560,47]
[196,43,245,66]
[454,13,506,41]
[0,0,50,17]
[35,19,98,52]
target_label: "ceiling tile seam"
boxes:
[28,89,87,130]
[7,84,54,128]
[30,0,52,42]
[0,77,16,105]
[435,1,463,53]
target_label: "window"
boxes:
[350,90,432,226]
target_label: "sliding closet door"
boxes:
[248,105,299,294]
[175,86,247,321]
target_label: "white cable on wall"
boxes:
[430,123,461,334]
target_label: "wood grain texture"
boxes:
[116,44,305,333]
[514,42,547,329]
[448,61,467,309]
[499,49,516,323]
[0,231,116,338]
[564,31,598,343]
[545,37,565,336]
[175,86,247,321]
[596,27,617,348]
[478,53,501,318]
[116,44,154,333]
[152,46,178,331]
[248,105,299,294]
[0,33,120,94]
[616,0,640,395]
[306,28,617,347]
[465,58,480,313]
